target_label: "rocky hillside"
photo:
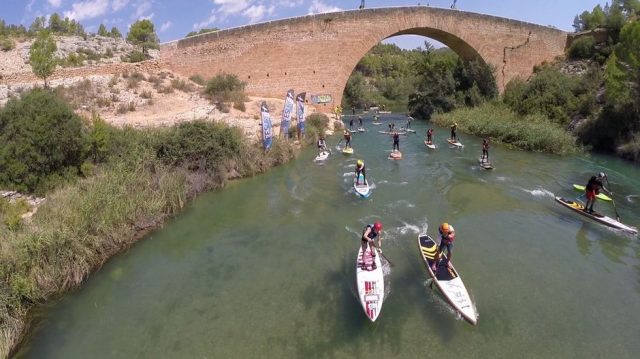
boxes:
[0,35,332,141]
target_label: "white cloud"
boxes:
[112,0,129,12]
[64,0,109,21]
[133,0,152,18]
[159,20,172,32]
[308,0,341,14]
[213,0,251,17]
[48,0,62,8]
[192,12,217,30]
[26,0,36,12]
[272,0,303,8]
[243,4,275,23]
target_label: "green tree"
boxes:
[126,19,159,55]
[48,13,65,33]
[97,24,108,36]
[29,30,57,87]
[29,16,46,34]
[344,72,367,108]
[110,26,122,38]
[0,89,87,193]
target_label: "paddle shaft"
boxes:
[373,240,393,266]
[605,177,621,222]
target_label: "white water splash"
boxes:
[396,221,421,235]
[521,187,555,198]
[387,200,416,209]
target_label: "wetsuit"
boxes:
[317,139,326,153]
[406,117,412,129]
[344,132,352,148]
[361,224,379,268]
[392,132,400,151]
[355,163,366,184]
[427,129,433,143]
[433,225,456,269]
[358,117,363,127]
[482,139,489,162]
[450,124,457,141]
[585,176,605,212]
[349,119,354,130]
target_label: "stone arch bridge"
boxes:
[160,6,568,112]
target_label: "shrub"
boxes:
[127,77,140,89]
[189,74,205,85]
[155,120,244,172]
[306,113,330,138]
[233,100,246,112]
[0,89,87,193]
[140,90,153,99]
[171,78,193,92]
[96,97,111,107]
[0,197,29,231]
[569,36,597,59]
[204,73,247,103]
[503,68,581,126]
[116,103,129,114]
[108,75,118,87]
[122,50,145,63]
[1,36,15,51]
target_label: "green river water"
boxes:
[16,115,640,358]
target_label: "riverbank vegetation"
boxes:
[0,87,321,356]
[431,102,578,154]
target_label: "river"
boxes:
[16,114,640,358]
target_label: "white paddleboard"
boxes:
[417,234,477,325]
[354,174,371,198]
[555,197,637,234]
[478,158,493,170]
[314,151,329,162]
[357,127,366,133]
[388,150,402,160]
[447,139,463,147]
[424,140,436,149]
[356,246,385,322]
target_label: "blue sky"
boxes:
[1,0,606,48]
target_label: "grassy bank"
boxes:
[0,116,327,356]
[431,102,580,154]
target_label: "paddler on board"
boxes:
[450,122,458,142]
[426,128,434,144]
[392,130,400,152]
[355,159,366,185]
[583,172,612,213]
[360,221,383,270]
[358,116,363,127]
[349,117,354,131]
[431,223,456,271]
[344,129,352,149]
[317,135,327,155]
[481,138,490,163]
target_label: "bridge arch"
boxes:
[161,7,567,113]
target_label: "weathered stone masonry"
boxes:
[160,7,569,112]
